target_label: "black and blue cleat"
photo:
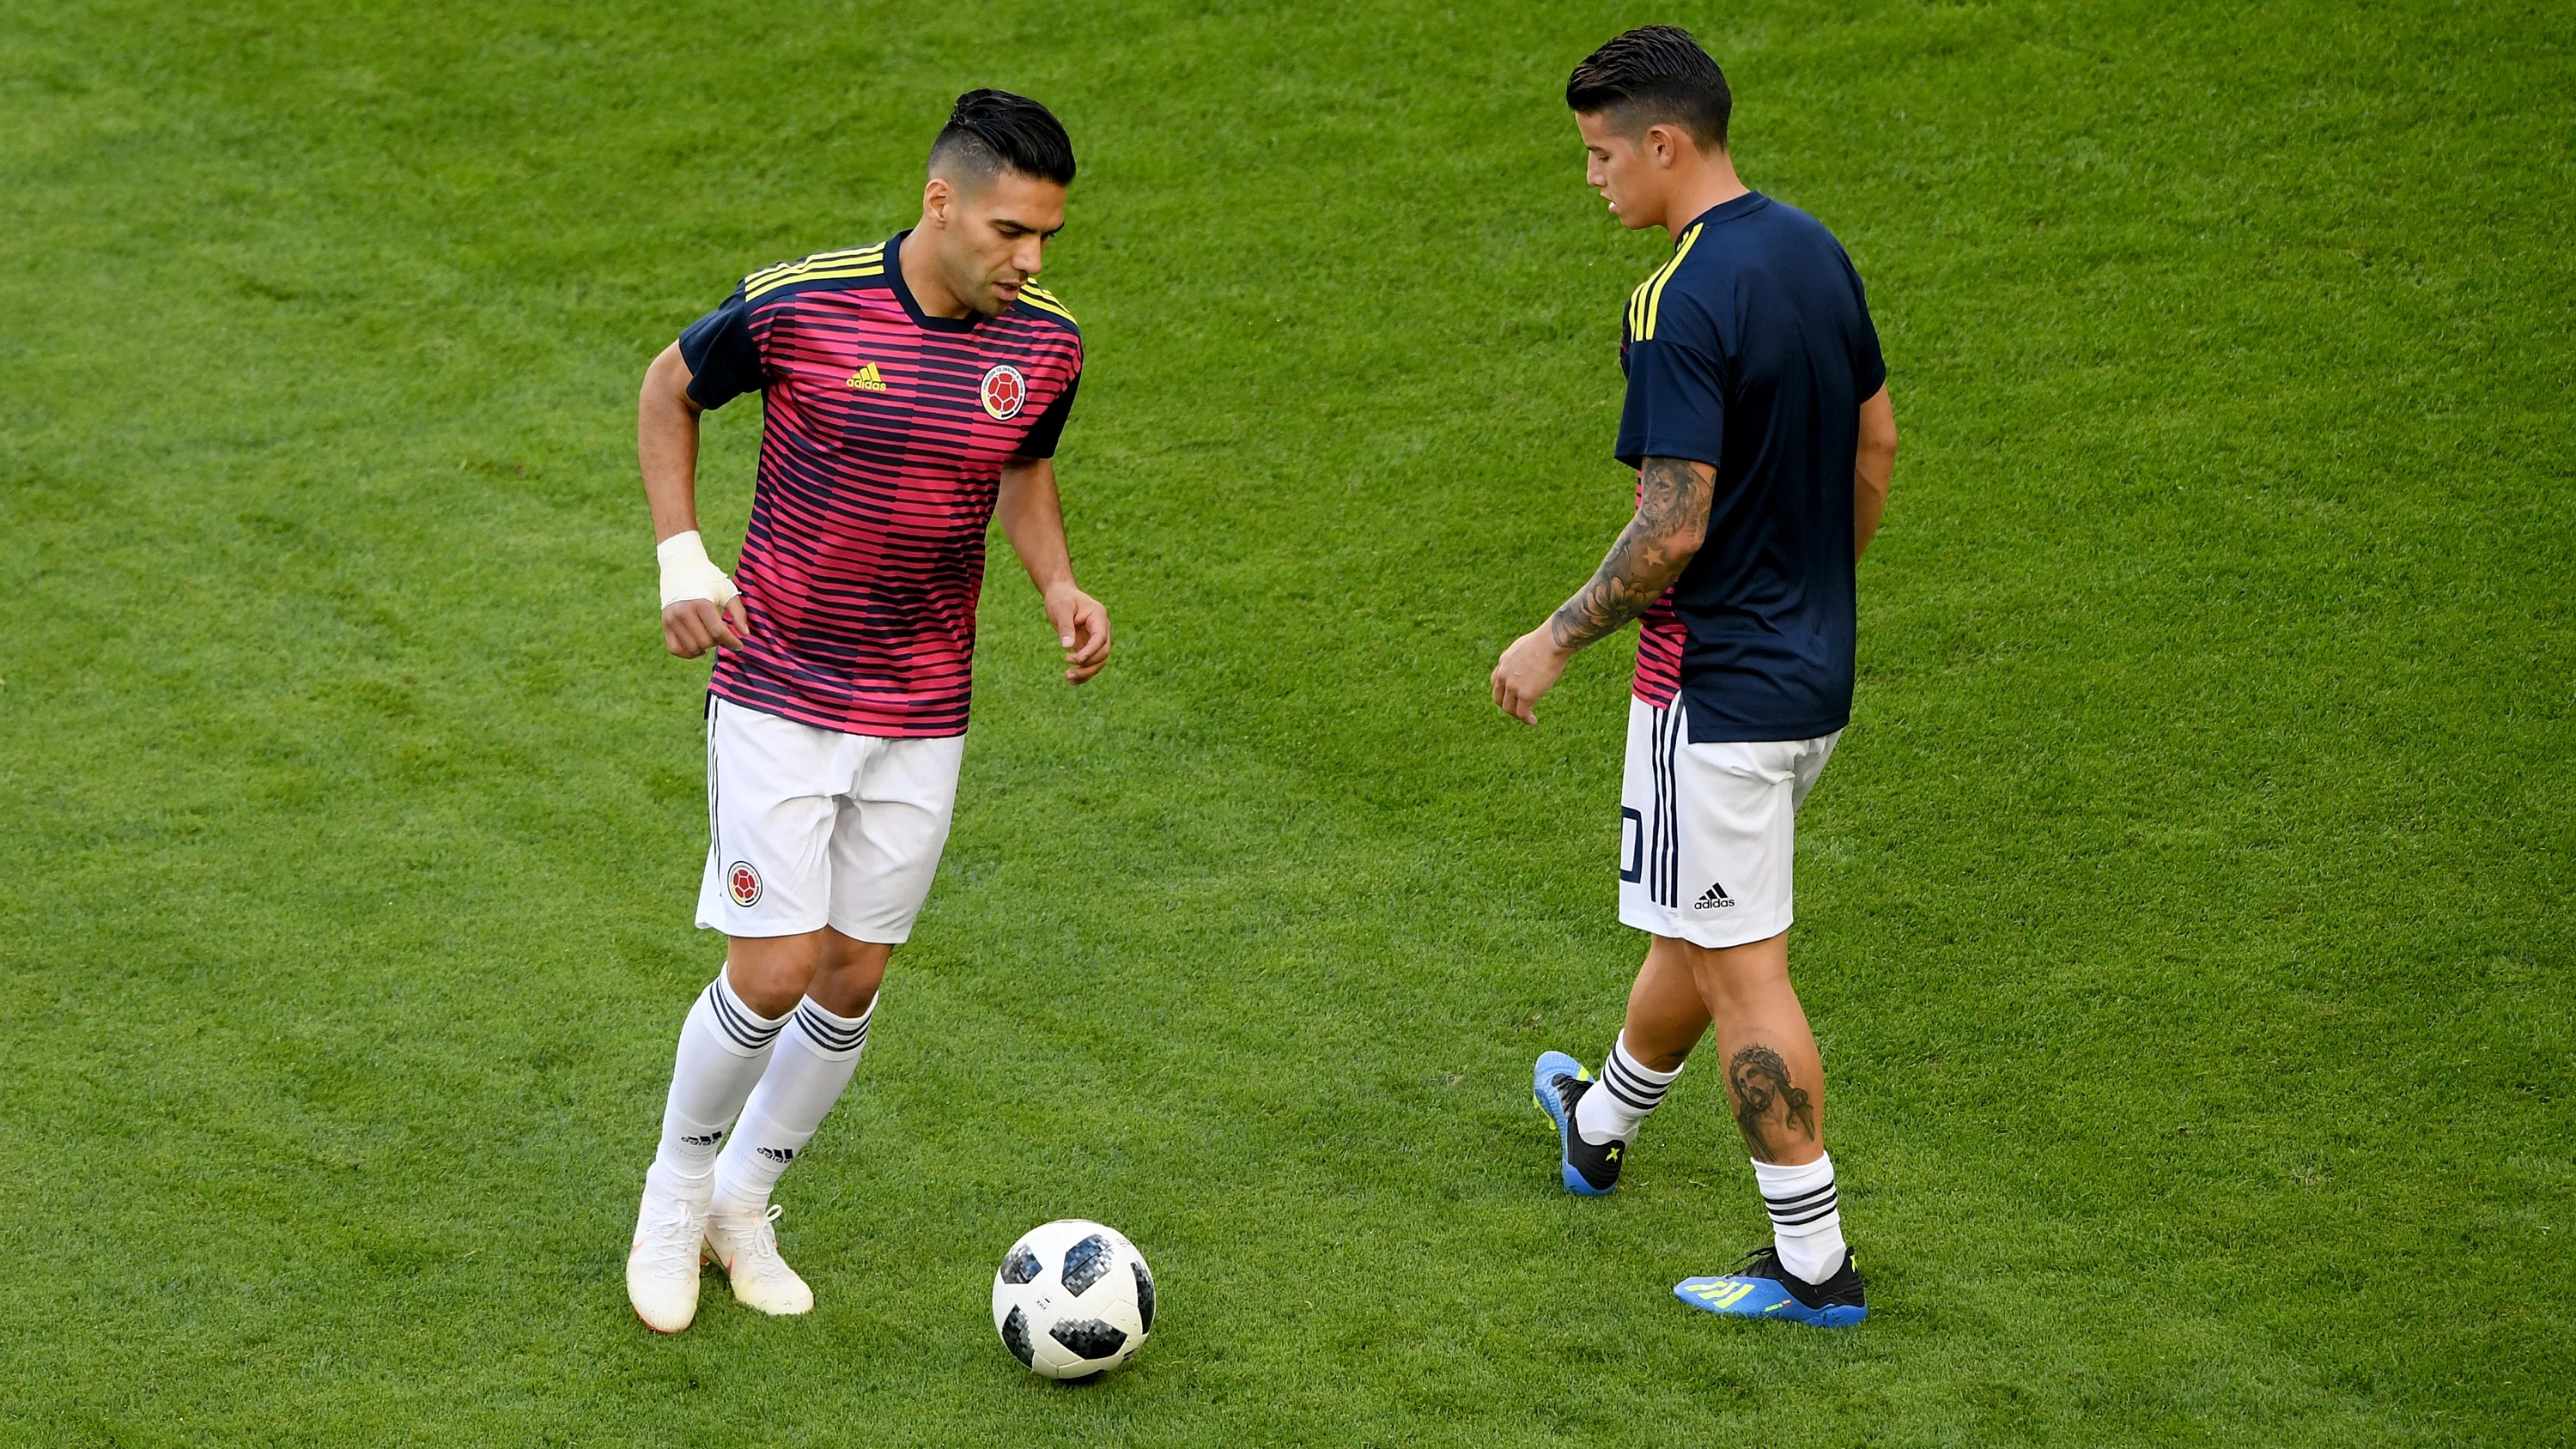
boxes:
[1674,1246,1868,1328]
[1531,1051,1625,1196]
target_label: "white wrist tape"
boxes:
[656,530,741,610]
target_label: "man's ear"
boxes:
[1645,123,1682,169]
[922,176,954,227]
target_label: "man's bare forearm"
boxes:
[640,343,706,543]
[995,458,1077,595]
[1853,384,1897,562]
[1546,455,1716,652]
[1852,463,1888,561]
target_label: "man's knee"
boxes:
[805,933,891,1016]
[726,932,826,1017]
[1684,931,1794,1014]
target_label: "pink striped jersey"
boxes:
[676,232,1083,737]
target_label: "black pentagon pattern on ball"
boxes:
[1000,1306,1036,1367]
[1001,1245,1042,1285]
[1060,1234,1112,1295]
[1133,1260,1155,1333]
[1048,1319,1128,1361]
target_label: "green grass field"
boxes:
[4,0,2571,1443]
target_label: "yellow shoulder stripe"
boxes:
[748,241,882,277]
[741,243,887,298]
[1626,277,1654,342]
[745,264,884,300]
[1017,285,1077,323]
[742,243,884,288]
[1638,223,1704,342]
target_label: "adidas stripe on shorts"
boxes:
[1619,698,1838,949]
[696,697,964,942]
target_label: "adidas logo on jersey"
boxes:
[1692,881,1735,911]
[846,362,888,391]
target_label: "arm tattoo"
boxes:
[1727,1044,1818,1163]
[1547,456,1715,652]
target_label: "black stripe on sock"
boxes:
[793,1003,870,1054]
[1765,1185,1839,1225]
[1769,1198,1841,1228]
[1597,1077,1657,1112]
[1763,1182,1837,1213]
[707,982,784,1052]
[1597,1070,1657,1108]
[1602,1053,1674,1102]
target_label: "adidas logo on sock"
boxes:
[681,1129,725,1147]
[1692,881,1735,911]
[756,1146,796,1164]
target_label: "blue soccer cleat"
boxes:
[1675,1246,1868,1327]
[1532,1051,1625,1195]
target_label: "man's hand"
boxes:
[1044,583,1112,683]
[656,528,746,658]
[663,596,748,658]
[1492,627,1573,724]
[995,458,1109,684]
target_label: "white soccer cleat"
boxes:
[628,1186,709,1333]
[704,1202,815,1317]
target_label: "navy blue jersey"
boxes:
[1613,191,1886,743]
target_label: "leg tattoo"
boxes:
[1727,1044,1817,1162]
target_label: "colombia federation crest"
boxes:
[981,364,1026,420]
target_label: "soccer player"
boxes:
[624,89,1109,1334]
[1493,28,1899,1328]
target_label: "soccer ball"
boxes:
[991,1219,1155,1379]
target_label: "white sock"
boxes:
[1751,1152,1848,1285]
[646,972,789,1204]
[1573,1033,1682,1146]
[711,994,873,1215]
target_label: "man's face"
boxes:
[927,170,1067,315]
[1577,110,1664,232]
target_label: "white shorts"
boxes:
[696,698,966,942]
[1619,698,1839,949]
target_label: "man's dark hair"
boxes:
[927,88,1076,187]
[1565,26,1732,150]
